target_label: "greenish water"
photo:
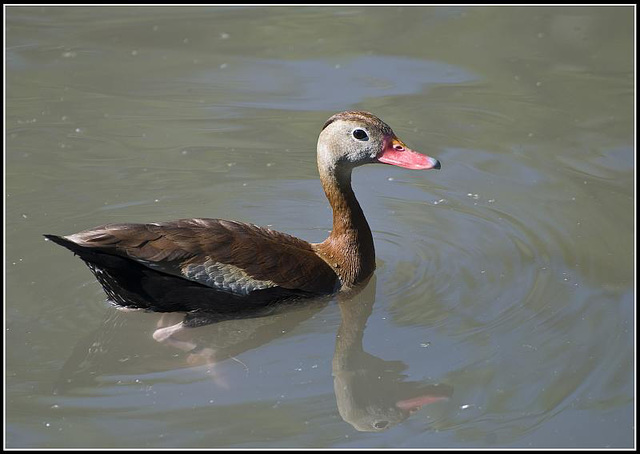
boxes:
[6,6,634,448]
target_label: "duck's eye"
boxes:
[373,420,389,430]
[352,129,368,141]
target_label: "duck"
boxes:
[45,111,441,313]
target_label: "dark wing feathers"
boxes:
[64,218,339,294]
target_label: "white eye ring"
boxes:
[352,129,369,141]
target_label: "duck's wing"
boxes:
[47,218,339,295]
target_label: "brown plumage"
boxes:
[58,219,338,293]
[45,111,441,313]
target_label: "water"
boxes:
[6,6,634,448]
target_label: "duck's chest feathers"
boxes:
[314,233,375,289]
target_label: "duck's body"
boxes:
[46,111,440,312]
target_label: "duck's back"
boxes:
[45,218,340,312]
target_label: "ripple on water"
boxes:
[378,196,543,334]
[368,139,633,444]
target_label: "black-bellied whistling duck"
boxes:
[45,111,441,313]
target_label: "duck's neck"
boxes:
[315,165,376,289]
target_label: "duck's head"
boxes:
[317,111,441,175]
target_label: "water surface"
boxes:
[6,6,634,448]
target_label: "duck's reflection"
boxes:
[54,296,330,392]
[56,276,452,432]
[332,278,452,432]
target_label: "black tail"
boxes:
[44,234,134,270]
[44,234,82,253]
